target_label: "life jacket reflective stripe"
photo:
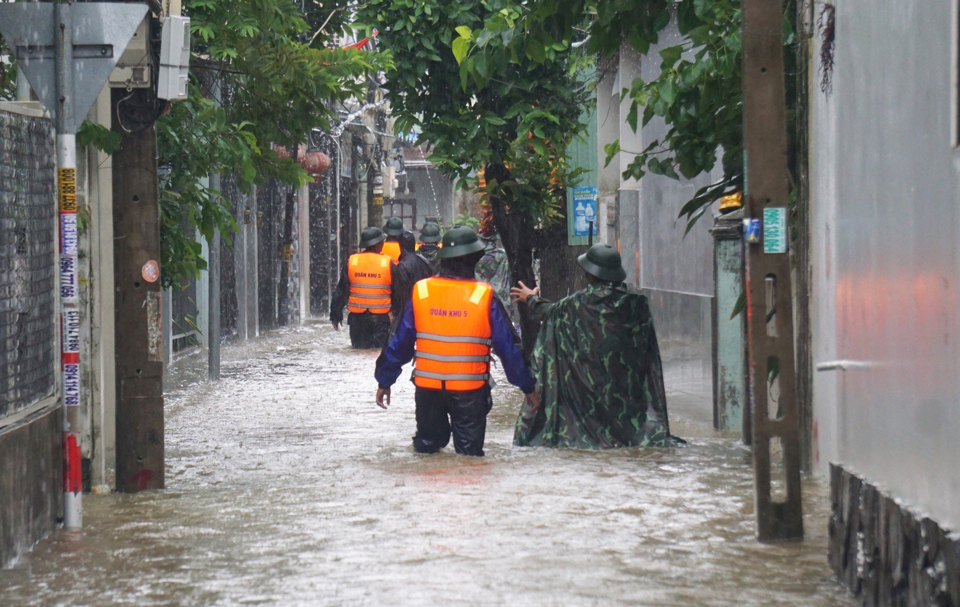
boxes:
[382,240,401,263]
[347,252,392,314]
[412,277,493,391]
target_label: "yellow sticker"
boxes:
[469,284,487,305]
[58,168,77,213]
[350,256,358,266]
[417,280,429,300]
[381,257,389,267]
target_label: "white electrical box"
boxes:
[383,166,397,198]
[109,17,151,89]
[163,0,182,18]
[158,16,190,101]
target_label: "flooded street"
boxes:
[1,324,851,606]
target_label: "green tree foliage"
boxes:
[357,0,590,350]
[476,0,798,230]
[156,0,388,287]
[0,36,15,101]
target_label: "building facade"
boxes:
[807,0,960,600]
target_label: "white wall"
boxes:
[809,0,960,531]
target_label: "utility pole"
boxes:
[112,14,164,493]
[208,78,221,379]
[54,2,83,529]
[278,146,298,326]
[208,173,221,378]
[742,0,804,541]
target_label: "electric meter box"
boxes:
[158,16,190,101]
[109,17,150,89]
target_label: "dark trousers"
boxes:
[413,386,492,457]
[348,312,391,349]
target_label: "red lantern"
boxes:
[301,151,332,176]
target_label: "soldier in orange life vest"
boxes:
[380,216,405,263]
[375,227,539,456]
[330,227,396,349]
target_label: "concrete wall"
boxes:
[78,89,116,490]
[0,402,61,568]
[0,103,61,568]
[608,18,720,402]
[809,0,960,535]
[407,167,454,228]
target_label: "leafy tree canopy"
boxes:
[156,0,390,286]
[357,0,590,223]
[469,0,797,229]
[358,0,593,351]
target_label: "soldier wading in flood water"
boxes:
[331,227,396,349]
[510,244,682,449]
[374,226,539,456]
[380,216,405,263]
[391,230,435,319]
[415,221,442,273]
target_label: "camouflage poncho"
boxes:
[475,244,520,328]
[514,283,681,448]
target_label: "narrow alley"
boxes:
[1,325,850,606]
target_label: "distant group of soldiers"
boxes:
[330,217,679,457]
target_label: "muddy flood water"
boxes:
[1,323,853,606]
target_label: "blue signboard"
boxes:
[572,186,599,237]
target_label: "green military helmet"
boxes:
[438,226,486,259]
[359,226,386,249]
[383,216,405,237]
[419,222,442,244]
[577,243,627,283]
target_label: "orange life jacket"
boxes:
[347,252,392,315]
[382,240,401,263]
[412,277,493,391]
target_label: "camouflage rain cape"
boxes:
[476,244,521,328]
[514,283,682,448]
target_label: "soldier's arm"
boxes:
[375,304,416,388]
[510,281,555,320]
[330,264,349,325]
[390,264,404,316]
[526,295,556,320]
[489,299,536,394]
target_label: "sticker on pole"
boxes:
[59,168,77,213]
[64,363,81,407]
[60,213,78,256]
[141,260,160,283]
[60,255,79,303]
[62,310,81,354]
[762,207,787,254]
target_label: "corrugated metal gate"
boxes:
[170,278,198,353]
[218,174,243,340]
[307,132,357,318]
[383,198,416,230]
[0,110,57,420]
[257,180,286,330]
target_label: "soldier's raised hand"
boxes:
[511,281,539,304]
